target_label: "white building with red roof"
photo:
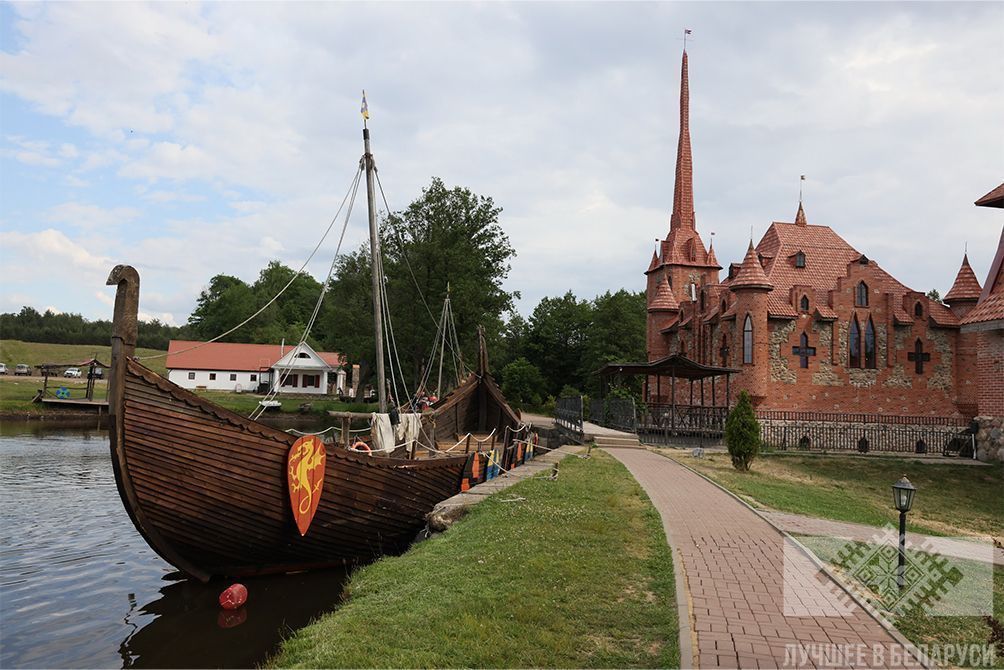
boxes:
[165,340,346,395]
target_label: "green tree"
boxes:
[926,289,943,304]
[318,177,518,399]
[581,289,647,395]
[525,292,591,396]
[501,357,545,409]
[187,275,256,342]
[724,391,761,472]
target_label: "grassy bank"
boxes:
[0,339,168,375]
[270,450,679,669]
[667,451,1002,538]
[802,537,1003,668]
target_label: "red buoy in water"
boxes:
[219,583,248,610]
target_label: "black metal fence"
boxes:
[756,411,973,455]
[588,397,637,433]
[554,396,583,437]
[638,403,728,445]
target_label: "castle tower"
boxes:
[730,242,773,405]
[645,47,721,360]
[946,254,983,415]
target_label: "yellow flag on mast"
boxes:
[360,90,369,120]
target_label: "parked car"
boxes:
[89,367,104,380]
[0,363,7,375]
[64,367,82,378]
[14,364,31,376]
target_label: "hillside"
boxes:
[0,340,168,376]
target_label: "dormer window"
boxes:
[856,281,869,307]
[297,352,310,358]
[795,251,806,268]
[859,255,869,265]
[914,302,923,318]
[800,295,810,312]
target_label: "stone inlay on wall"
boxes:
[770,320,797,384]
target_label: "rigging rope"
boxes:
[138,164,365,362]
[250,163,364,419]
[374,168,468,379]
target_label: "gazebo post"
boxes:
[726,373,732,408]
[711,375,717,408]
[670,369,676,435]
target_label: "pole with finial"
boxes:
[799,174,805,203]
[683,28,692,49]
[361,90,388,413]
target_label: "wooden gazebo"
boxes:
[597,354,739,442]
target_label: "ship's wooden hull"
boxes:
[112,359,468,581]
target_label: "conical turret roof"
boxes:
[795,201,807,227]
[648,276,680,311]
[646,250,660,273]
[731,242,773,291]
[707,243,720,268]
[945,254,982,303]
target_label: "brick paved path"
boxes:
[606,449,925,669]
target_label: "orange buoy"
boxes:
[351,441,371,453]
[219,583,248,610]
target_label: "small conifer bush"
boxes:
[724,391,761,471]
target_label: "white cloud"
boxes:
[45,202,141,230]
[1,1,1002,325]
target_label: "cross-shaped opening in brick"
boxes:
[907,338,931,374]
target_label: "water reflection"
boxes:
[0,421,349,669]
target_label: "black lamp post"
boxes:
[892,475,916,590]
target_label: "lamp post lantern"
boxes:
[892,475,916,590]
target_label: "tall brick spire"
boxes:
[670,49,695,231]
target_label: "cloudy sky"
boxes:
[1,2,1002,326]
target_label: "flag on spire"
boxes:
[360,90,369,120]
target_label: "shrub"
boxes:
[501,357,545,409]
[724,391,761,471]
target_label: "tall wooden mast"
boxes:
[362,99,388,412]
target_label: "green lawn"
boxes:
[666,451,1003,538]
[801,536,1003,668]
[0,339,168,375]
[270,450,680,669]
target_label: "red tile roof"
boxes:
[814,304,837,321]
[648,277,680,311]
[961,293,1004,326]
[962,228,1004,326]
[731,242,773,290]
[975,183,1004,208]
[646,250,660,273]
[166,340,344,372]
[944,254,983,303]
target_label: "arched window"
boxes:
[864,317,876,368]
[856,281,869,307]
[743,315,753,364]
[680,337,687,357]
[699,291,705,311]
[849,315,861,368]
[721,299,727,314]
[795,251,806,268]
[914,302,923,318]
[720,334,729,366]
[800,295,810,312]
[686,239,696,261]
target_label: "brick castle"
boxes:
[645,49,1003,420]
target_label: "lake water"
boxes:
[0,420,350,669]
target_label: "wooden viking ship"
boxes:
[106,112,531,582]
[106,266,471,582]
[421,328,522,451]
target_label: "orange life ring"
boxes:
[351,441,371,453]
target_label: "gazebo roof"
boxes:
[596,354,739,380]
